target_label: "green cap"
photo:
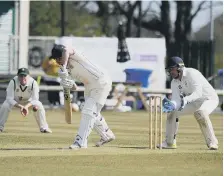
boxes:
[17,68,29,76]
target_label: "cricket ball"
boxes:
[72,103,79,112]
[33,106,38,112]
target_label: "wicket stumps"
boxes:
[149,96,163,149]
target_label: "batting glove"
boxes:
[60,78,75,89]
[162,97,176,113]
[58,69,69,79]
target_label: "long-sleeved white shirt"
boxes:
[171,67,218,110]
[62,46,111,88]
[6,76,39,106]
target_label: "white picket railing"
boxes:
[0,84,222,96]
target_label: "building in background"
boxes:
[0,1,15,74]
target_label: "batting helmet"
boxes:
[166,56,185,69]
[50,44,65,59]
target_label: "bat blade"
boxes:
[64,88,72,124]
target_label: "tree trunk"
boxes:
[183,1,192,40]
[126,16,132,37]
[136,1,142,37]
[175,1,192,44]
[175,1,184,44]
[160,1,172,55]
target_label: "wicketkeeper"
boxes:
[51,44,115,149]
[160,57,219,150]
[0,68,52,133]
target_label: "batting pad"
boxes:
[194,110,218,146]
[94,114,115,141]
[166,111,179,145]
[75,98,97,147]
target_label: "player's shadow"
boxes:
[117,146,149,149]
[0,147,69,151]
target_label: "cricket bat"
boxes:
[60,66,72,124]
[64,88,72,124]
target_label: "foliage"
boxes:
[29,1,103,36]
[28,1,222,71]
[29,1,60,36]
[93,1,222,46]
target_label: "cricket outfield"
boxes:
[0,110,222,176]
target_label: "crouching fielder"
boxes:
[0,68,52,133]
[161,57,219,150]
[51,44,115,149]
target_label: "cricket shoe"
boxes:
[40,128,52,133]
[95,136,115,147]
[208,143,218,150]
[69,142,87,150]
[156,139,177,149]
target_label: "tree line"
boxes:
[29,1,222,48]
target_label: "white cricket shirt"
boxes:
[171,67,218,110]
[6,76,39,106]
[65,48,110,87]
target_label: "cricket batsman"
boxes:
[51,44,115,149]
[0,68,52,133]
[160,57,219,150]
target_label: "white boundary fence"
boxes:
[0,84,222,95]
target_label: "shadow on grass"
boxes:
[0,147,70,151]
[117,146,149,149]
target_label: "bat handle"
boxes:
[60,66,66,72]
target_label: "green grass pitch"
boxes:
[0,110,222,176]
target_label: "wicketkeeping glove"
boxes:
[162,97,176,113]
[60,78,75,89]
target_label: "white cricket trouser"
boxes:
[73,80,115,148]
[166,98,219,146]
[84,78,112,105]
[0,100,49,131]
